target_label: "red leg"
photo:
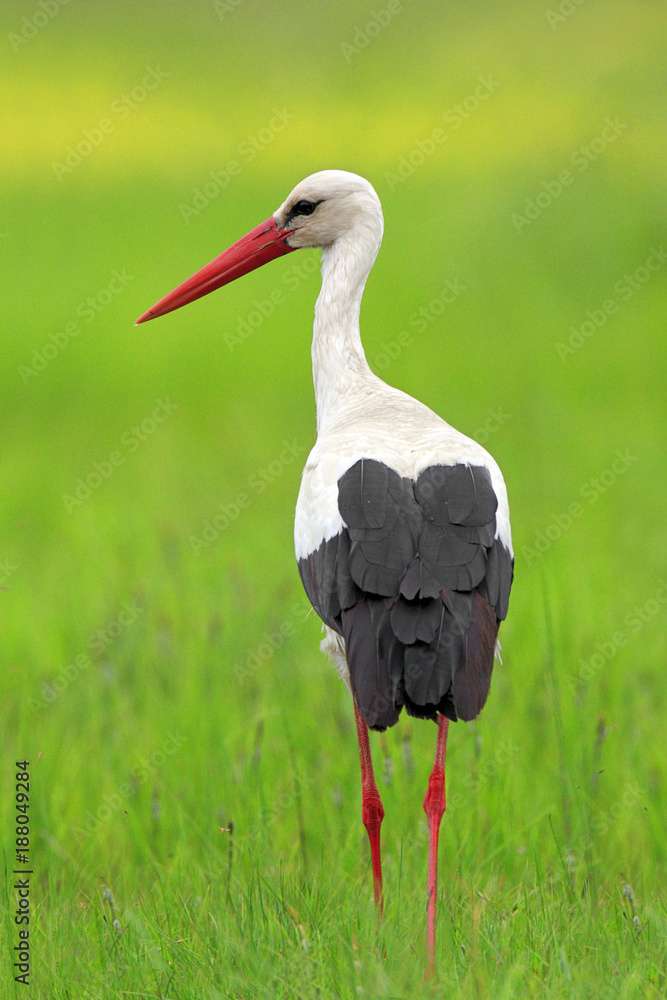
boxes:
[423,713,449,976]
[353,701,384,913]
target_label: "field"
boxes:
[2,0,666,996]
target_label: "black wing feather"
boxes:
[298,458,514,730]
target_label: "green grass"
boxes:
[2,0,666,996]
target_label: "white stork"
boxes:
[137,170,514,973]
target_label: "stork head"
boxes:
[275,169,383,249]
[136,170,383,324]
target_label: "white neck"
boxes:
[312,230,379,431]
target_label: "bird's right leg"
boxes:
[353,701,385,913]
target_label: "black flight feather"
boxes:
[298,458,513,731]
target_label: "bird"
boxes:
[137,169,514,973]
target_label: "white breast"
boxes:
[294,383,513,560]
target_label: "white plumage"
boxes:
[289,171,512,576]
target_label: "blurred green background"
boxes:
[2,1,666,997]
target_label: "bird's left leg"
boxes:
[353,701,385,913]
[423,713,449,976]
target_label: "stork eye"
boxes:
[292,200,317,216]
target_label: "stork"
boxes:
[137,170,514,973]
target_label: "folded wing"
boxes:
[298,458,514,730]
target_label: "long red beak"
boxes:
[136,217,295,324]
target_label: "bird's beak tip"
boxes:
[135,309,155,326]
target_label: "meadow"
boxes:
[1,0,666,996]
